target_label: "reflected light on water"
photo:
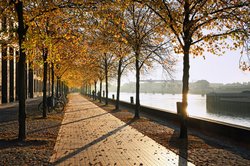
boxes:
[110,92,250,128]
[186,94,207,117]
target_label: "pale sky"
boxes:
[122,48,250,84]
[177,49,250,84]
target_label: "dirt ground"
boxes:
[0,98,63,166]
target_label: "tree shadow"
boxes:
[66,100,92,107]
[52,118,136,165]
[111,108,121,112]
[0,105,17,110]
[0,138,49,150]
[92,99,250,163]
[169,130,188,166]
[178,139,188,166]
[98,104,109,108]
[64,106,100,114]
[28,112,109,135]
[195,131,250,160]
[0,120,18,127]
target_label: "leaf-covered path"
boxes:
[50,93,194,165]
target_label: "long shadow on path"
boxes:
[28,112,109,135]
[169,130,188,166]
[64,106,100,114]
[52,118,136,165]
[0,139,49,150]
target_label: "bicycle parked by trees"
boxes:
[38,95,66,113]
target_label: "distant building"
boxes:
[0,15,43,104]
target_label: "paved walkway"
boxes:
[50,94,194,166]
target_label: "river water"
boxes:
[110,92,250,128]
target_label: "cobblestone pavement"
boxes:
[50,94,194,166]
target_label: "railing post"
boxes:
[130,96,134,104]
[177,102,182,115]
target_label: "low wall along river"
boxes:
[101,93,250,145]
[109,92,250,128]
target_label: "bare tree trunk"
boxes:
[89,84,91,97]
[42,48,48,118]
[15,1,27,141]
[180,1,191,139]
[104,54,108,105]
[63,81,65,95]
[87,84,89,96]
[85,84,87,95]
[134,56,140,119]
[28,62,34,98]
[99,79,102,103]
[2,45,8,103]
[56,77,59,98]
[105,74,108,105]
[94,81,97,100]
[59,80,62,96]
[51,63,55,97]
[116,59,122,110]
[86,84,88,96]
[180,44,190,139]
[61,81,64,95]
[48,64,51,96]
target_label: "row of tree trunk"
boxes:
[15,1,68,140]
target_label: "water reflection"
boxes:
[111,92,250,128]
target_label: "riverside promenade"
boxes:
[50,94,194,165]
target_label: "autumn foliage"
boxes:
[1,0,249,140]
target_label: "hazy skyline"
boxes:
[123,48,250,84]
